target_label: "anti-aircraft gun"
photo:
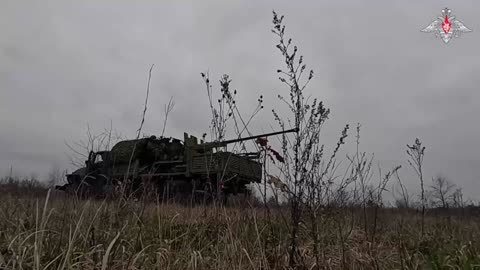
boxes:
[56,127,298,202]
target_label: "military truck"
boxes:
[56,128,298,203]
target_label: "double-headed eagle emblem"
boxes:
[421,8,472,43]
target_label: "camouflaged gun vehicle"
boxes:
[55,128,298,202]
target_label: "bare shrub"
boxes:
[200,72,264,204]
[429,175,456,209]
[407,138,426,236]
[393,169,410,209]
[452,188,465,208]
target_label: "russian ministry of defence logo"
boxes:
[421,8,472,44]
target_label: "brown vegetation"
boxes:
[1,178,480,269]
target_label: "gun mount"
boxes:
[194,128,299,149]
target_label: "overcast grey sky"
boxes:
[1,0,479,199]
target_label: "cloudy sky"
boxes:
[1,0,479,199]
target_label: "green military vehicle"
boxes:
[56,128,297,203]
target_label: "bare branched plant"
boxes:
[347,124,375,235]
[64,123,123,168]
[200,72,264,205]
[270,11,353,267]
[452,188,465,208]
[406,138,426,236]
[46,166,66,188]
[370,165,401,243]
[161,96,175,138]
[430,175,456,209]
[393,169,410,209]
[121,64,155,201]
[201,73,263,144]
[125,64,155,181]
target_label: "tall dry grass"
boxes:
[1,187,480,269]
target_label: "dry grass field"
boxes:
[1,182,480,270]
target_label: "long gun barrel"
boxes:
[198,127,299,148]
